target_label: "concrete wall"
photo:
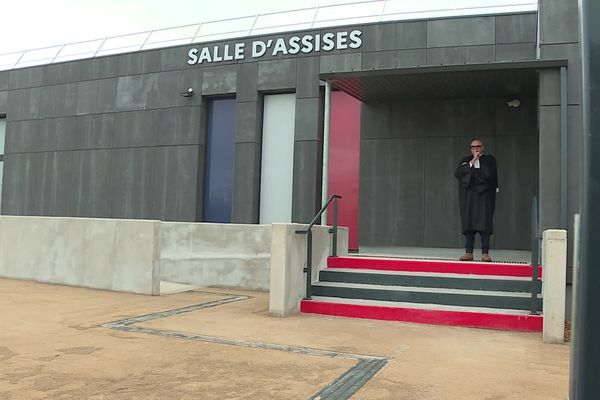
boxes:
[0,12,540,233]
[269,224,349,317]
[360,97,538,250]
[0,216,160,294]
[160,222,271,290]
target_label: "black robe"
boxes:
[454,154,498,234]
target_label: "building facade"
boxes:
[0,0,582,252]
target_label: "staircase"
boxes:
[301,256,543,331]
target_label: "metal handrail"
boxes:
[295,194,342,300]
[530,196,542,314]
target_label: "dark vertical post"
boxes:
[571,1,600,398]
[332,198,339,257]
[560,66,568,229]
[530,196,540,314]
[304,229,313,300]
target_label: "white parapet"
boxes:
[542,229,567,344]
[269,223,348,317]
[0,216,161,295]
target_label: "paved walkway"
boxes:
[0,278,569,399]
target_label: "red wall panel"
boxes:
[327,91,361,250]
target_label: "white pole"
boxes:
[321,80,332,225]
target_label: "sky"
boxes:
[0,0,536,56]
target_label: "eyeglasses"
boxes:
[470,145,483,148]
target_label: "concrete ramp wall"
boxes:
[160,222,272,291]
[0,216,161,295]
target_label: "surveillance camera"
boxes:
[180,87,195,97]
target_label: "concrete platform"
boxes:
[0,278,568,399]
[359,246,532,263]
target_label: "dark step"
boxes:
[311,282,542,312]
[319,269,541,294]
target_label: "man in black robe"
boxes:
[454,138,498,262]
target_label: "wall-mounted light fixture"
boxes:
[180,87,195,97]
[506,99,520,108]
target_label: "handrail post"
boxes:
[331,197,339,257]
[304,229,313,300]
[530,196,540,314]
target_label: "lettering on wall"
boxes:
[187,30,362,65]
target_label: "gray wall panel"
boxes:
[157,107,203,146]
[359,138,424,246]
[76,78,117,115]
[320,53,361,73]
[8,66,44,89]
[494,135,537,250]
[202,65,237,95]
[79,56,118,81]
[0,154,25,214]
[42,62,82,85]
[111,147,156,219]
[362,21,426,51]
[236,63,258,102]
[75,114,114,149]
[539,0,579,44]
[539,68,560,106]
[495,43,537,62]
[7,87,41,121]
[495,13,538,44]
[292,140,322,223]
[118,50,162,76]
[541,43,582,104]
[0,90,7,115]
[231,142,261,223]
[427,17,495,47]
[294,97,322,141]
[0,71,8,90]
[26,152,44,215]
[362,49,426,69]
[426,45,494,65]
[4,120,39,153]
[113,110,159,148]
[423,137,466,248]
[257,59,297,91]
[51,117,80,151]
[161,46,191,71]
[538,105,561,230]
[39,83,78,118]
[296,57,320,99]
[154,145,200,221]
[72,149,113,218]
[51,151,76,216]
[235,101,262,143]
[115,74,159,111]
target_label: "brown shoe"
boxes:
[482,254,492,262]
[459,253,474,261]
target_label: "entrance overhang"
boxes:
[320,59,568,102]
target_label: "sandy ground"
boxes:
[0,278,569,399]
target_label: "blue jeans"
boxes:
[465,231,490,254]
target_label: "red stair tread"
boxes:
[328,257,543,278]
[301,300,543,332]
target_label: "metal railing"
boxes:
[295,194,342,300]
[530,196,542,314]
[0,0,537,71]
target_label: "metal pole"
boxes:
[321,80,332,226]
[530,196,539,314]
[304,229,313,300]
[570,1,600,397]
[560,66,568,229]
[332,198,338,257]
